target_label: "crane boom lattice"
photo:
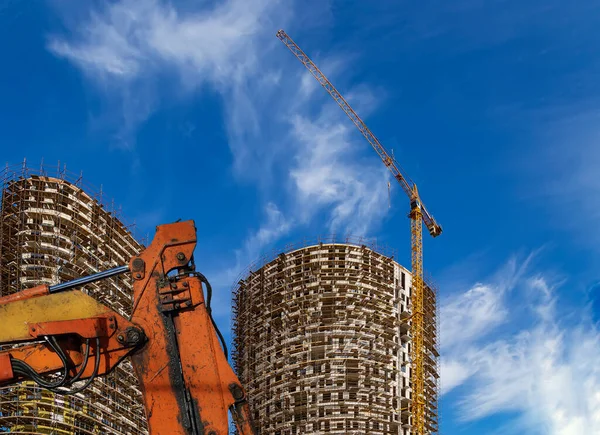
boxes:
[276,29,441,238]
[277,29,442,435]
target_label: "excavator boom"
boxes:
[0,220,257,435]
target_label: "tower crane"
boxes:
[276,30,442,435]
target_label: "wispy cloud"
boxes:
[290,114,389,235]
[441,255,600,435]
[48,0,279,148]
[440,253,533,351]
[48,0,390,239]
[241,202,292,261]
[48,0,274,82]
[511,106,600,246]
[47,0,392,335]
[207,201,292,318]
[392,0,600,56]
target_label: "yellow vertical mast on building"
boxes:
[276,29,443,435]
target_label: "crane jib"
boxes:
[277,28,443,435]
[276,29,441,237]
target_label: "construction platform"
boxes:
[232,238,439,435]
[0,161,148,435]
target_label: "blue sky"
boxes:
[1,0,599,433]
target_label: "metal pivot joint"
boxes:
[128,221,257,435]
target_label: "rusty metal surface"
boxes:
[129,221,256,435]
[0,220,256,435]
[0,289,141,387]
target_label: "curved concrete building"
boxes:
[232,240,439,435]
[0,163,147,434]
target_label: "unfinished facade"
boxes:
[233,240,439,435]
[0,162,148,434]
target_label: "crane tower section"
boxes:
[277,30,441,435]
[233,240,440,435]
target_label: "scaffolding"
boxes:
[422,275,439,434]
[0,160,148,434]
[232,241,439,435]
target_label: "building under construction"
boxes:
[0,162,148,434]
[232,239,439,435]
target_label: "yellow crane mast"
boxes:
[276,29,442,435]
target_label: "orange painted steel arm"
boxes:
[0,338,136,387]
[0,220,256,435]
[0,283,49,304]
[0,354,13,382]
[129,220,257,435]
[0,288,144,388]
[0,340,84,386]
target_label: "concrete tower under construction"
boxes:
[232,238,439,435]
[0,162,148,434]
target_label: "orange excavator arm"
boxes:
[0,220,257,435]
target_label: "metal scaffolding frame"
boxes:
[232,242,439,435]
[0,160,148,434]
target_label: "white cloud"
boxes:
[440,283,507,352]
[530,109,600,243]
[206,201,292,318]
[441,256,600,435]
[49,38,141,78]
[48,0,390,238]
[238,202,292,263]
[47,0,394,336]
[440,253,533,352]
[290,114,389,235]
[48,0,279,150]
[440,358,472,393]
[48,0,272,84]
[496,104,600,247]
